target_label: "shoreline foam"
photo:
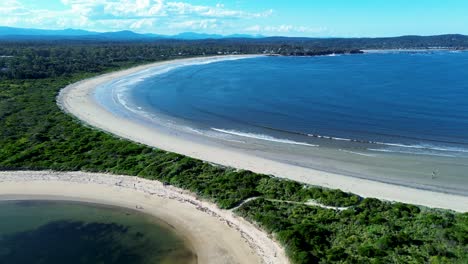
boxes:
[58,56,468,212]
[0,171,287,264]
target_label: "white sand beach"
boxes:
[57,56,468,212]
[0,171,288,264]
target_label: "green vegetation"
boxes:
[0,41,361,79]
[0,41,466,263]
[237,199,468,263]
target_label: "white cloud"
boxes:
[165,2,271,18]
[0,0,284,34]
[246,24,328,35]
[245,25,261,32]
[130,18,157,29]
[169,19,218,30]
[0,0,28,15]
[56,1,272,32]
[61,0,164,19]
[58,1,270,20]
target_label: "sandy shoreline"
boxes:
[57,56,468,212]
[0,171,288,264]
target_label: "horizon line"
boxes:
[0,26,467,39]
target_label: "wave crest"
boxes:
[211,128,318,147]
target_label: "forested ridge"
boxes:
[1,26,468,50]
[0,41,466,263]
[0,41,363,79]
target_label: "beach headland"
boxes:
[58,55,468,212]
[0,171,287,264]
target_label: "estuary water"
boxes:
[0,200,196,264]
[94,51,468,195]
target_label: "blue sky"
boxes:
[1,0,467,37]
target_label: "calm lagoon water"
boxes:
[95,51,468,194]
[0,200,196,264]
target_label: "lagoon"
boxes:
[0,200,196,264]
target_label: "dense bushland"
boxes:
[237,199,468,263]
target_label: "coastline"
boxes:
[0,171,287,264]
[58,56,468,212]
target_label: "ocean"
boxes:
[94,51,468,195]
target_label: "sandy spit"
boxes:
[57,56,468,212]
[0,170,288,264]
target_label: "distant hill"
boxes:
[0,27,467,49]
[172,32,224,39]
[253,34,468,49]
[172,32,263,40]
[0,27,96,36]
[0,27,261,40]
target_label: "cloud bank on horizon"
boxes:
[1,0,467,37]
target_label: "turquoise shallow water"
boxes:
[94,52,468,195]
[0,200,196,264]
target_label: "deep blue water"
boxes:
[124,51,468,157]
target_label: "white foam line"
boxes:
[212,128,318,147]
[375,142,468,153]
[109,55,260,97]
[183,127,205,135]
[107,56,263,129]
[307,134,352,142]
[368,148,456,158]
[339,149,376,157]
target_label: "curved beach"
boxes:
[0,171,287,264]
[58,56,468,212]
